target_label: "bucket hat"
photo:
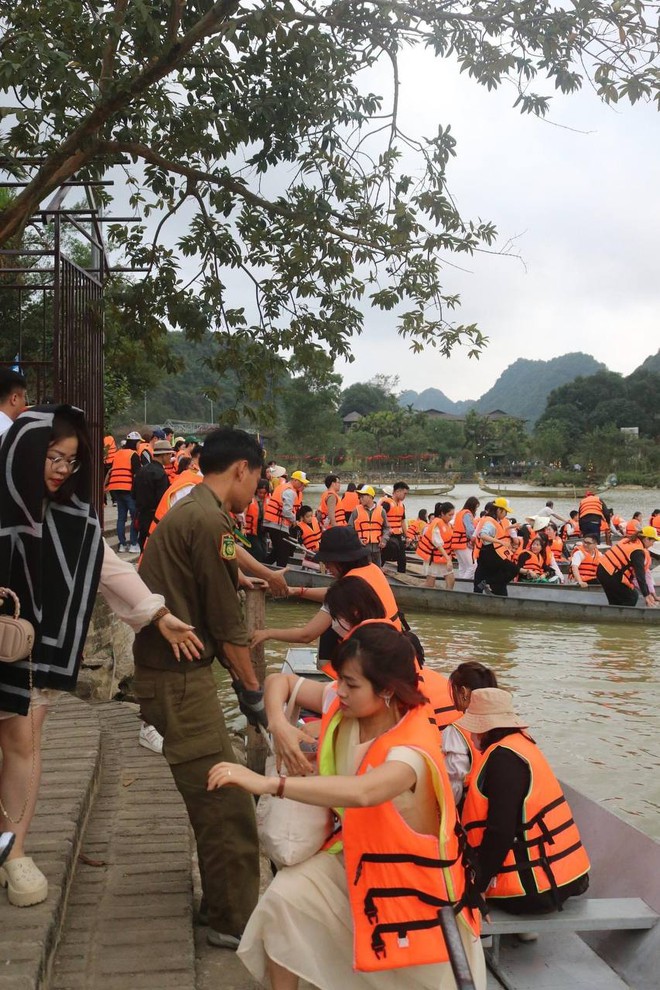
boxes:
[152,440,174,454]
[458,688,529,733]
[314,527,369,563]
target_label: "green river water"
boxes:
[216,483,660,841]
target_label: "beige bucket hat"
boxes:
[458,688,529,733]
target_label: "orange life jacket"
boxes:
[416,668,462,730]
[353,504,385,545]
[298,517,322,552]
[103,435,117,461]
[518,550,545,577]
[405,518,425,542]
[599,538,643,589]
[650,513,660,530]
[462,733,590,900]
[415,519,450,565]
[471,516,491,560]
[578,495,604,520]
[319,489,345,527]
[486,518,516,561]
[625,519,641,536]
[106,448,136,492]
[244,497,261,537]
[263,482,301,528]
[344,564,402,630]
[548,536,564,562]
[451,508,473,551]
[571,544,603,583]
[319,691,479,971]
[148,469,203,535]
[381,499,405,536]
[137,440,150,459]
[339,490,359,520]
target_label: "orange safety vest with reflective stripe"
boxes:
[319,489,345,526]
[578,495,604,520]
[319,690,479,971]
[263,482,301,528]
[298,517,322,552]
[103,435,117,461]
[570,544,603,583]
[345,564,402,630]
[381,499,405,536]
[451,508,473,551]
[353,504,385,545]
[599,538,643,589]
[106,448,136,491]
[462,732,590,901]
[148,469,203,535]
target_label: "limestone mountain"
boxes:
[399,352,606,425]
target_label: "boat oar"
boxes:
[439,907,478,990]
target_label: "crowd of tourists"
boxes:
[0,369,654,989]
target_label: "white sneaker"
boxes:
[128,544,141,554]
[139,722,164,755]
[118,544,128,553]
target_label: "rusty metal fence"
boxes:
[0,207,106,514]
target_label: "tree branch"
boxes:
[99,0,130,95]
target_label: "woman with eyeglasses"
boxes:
[0,406,203,908]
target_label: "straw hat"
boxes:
[458,688,529,733]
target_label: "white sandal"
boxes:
[0,856,48,906]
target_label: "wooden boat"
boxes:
[283,648,660,990]
[478,479,609,500]
[380,484,454,497]
[283,565,660,625]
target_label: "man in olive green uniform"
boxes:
[133,428,265,948]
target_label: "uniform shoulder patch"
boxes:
[220,533,236,560]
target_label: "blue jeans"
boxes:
[114,491,138,547]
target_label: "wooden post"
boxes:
[245,587,268,773]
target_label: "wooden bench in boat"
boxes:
[482,897,658,982]
[482,897,658,938]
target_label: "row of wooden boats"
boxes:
[283,563,660,625]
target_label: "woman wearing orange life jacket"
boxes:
[209,623,485,990]
[250,527,403,673]
[570,536,603,587]
[651,510,660,530]
[405,509,427,549]
[597,526,659,607]
[460,688,590,917]
[416,501,455,590]
[452,497,480,580]
[444,661,498,806]
[473,499,522,597]
[516,537,553,581]
[625,511,642,536]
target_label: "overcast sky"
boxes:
[335,48,660,401]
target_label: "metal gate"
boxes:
[0,205,106,513]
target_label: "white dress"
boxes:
[237,716,486,990]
